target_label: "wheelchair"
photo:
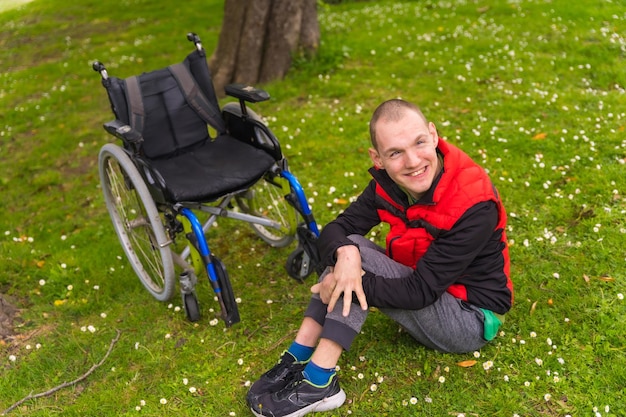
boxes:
[92,33,320,326]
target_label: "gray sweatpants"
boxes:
[304,235,488,354]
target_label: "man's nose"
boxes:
[405,150,421,167]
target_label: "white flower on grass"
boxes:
[370,384,378,392]
[9,355,16,362]
[357,373,364,380]
[618,293,624,300]
[182,378,188,385]
[135,406,141,411]
[209,318,219,326]
[237,358,244,365]
[425,397,432,403]
[473,351,481,358]
[483,361,494,370]
[160,398,167,404]
[530,331,537,338]
[88,325,96,333]
[546,337,552,346]
[140,400,146,406]
[438,376,445,383]
[189,386,197,394]
[535,358,543,366]
[39,279,46,286]
[544,393,552,401]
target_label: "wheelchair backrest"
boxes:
[102,48,225,160]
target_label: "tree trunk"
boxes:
[208,0,319,96]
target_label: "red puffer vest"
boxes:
[375,139,510,301]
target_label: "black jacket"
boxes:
[317,165,512,315]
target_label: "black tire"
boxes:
[183,292,200,322]
[285,246,314,282]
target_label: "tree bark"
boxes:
[208,0,319,96]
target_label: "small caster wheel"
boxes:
[183,292,200,322]
[286,247,313,282]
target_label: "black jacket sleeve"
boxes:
[317,180,381,267]
[360,201,499,310]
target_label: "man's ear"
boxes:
[429,122,439,146]
[369,147,383,168]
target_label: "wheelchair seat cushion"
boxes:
[149,134,276,202]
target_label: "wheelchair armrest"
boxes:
[224,83,270,103]
[103,120,144,145]
[222,102,283,161]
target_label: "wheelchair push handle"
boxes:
[187,32,203,52]
[92,61,108,80]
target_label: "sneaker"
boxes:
[246,351,308,406]
[250,372,346,417]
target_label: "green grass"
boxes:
[1,0,625,416]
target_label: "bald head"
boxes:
[369,99,428,149]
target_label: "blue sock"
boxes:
[287,341,314,362]
[302,360,336,386]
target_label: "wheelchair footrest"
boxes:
[211,255,240,327]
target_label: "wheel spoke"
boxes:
[99,145,175,301]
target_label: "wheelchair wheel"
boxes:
[98,144,176,301]
[285,246,314,282]
[236,177,297,248]
[183,292,200,322]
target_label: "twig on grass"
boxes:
[2,329,122,415]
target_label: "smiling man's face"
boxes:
[369,109,440,200]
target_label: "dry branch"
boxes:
[2,329,122,415]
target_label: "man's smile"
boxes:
[407,166,427,177]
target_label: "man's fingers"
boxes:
[356,288,368,311]
[342,293,353,317]
[327,289,341,313]
[310,283,321,294]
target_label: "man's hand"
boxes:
[311,245,368,316]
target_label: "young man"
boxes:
[247,99,513,417]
